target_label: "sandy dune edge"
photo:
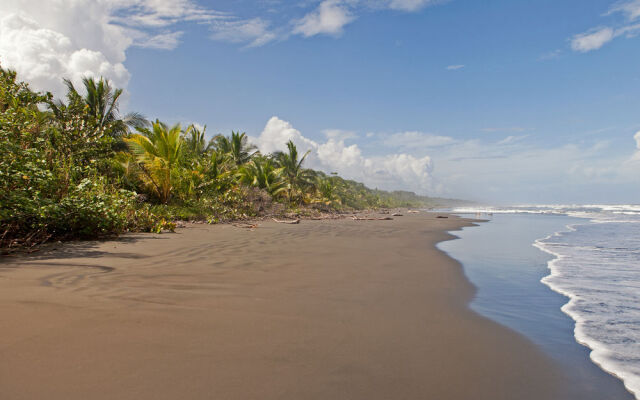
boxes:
[0,214,565,399]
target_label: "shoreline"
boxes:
[1,213,568,399]
[440,213,636,400]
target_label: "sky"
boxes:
[1,0,640,204]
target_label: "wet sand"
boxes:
[0,213,568,399]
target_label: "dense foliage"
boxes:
[0,67,447,251]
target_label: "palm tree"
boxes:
[64,77,148,137]
[274,140,314,203]
[125,120,183,203]
[183,124,209,158]
[213,131,257,166]
[237,156,286,197]
[315,176,342,208]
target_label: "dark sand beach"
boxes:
[1,213,568,399]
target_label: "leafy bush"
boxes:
[0,67,165,250]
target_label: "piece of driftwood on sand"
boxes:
[272,218,300,224]
[233,223,259,229]
[351,216,394,221]
[308,215,343,220]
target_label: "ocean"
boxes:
[437,205,640,400]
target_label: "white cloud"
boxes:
[380,131,456,149]
[571,27,615,52]
[570,0,640,52]
[108,0,224,27]
[0,13,130,97]
[251,117,435,192]
[293,0,355,37]
[252,116,318,155]
[0,0,222,97]
[134,31,185,50]
[617,22,640,36]
[631,131,640,161]
[254,118,640,202]
[609,0,640,20]
[496,135,529,145]
[481,126,527,133]
[418,132,640,202]
[446,64,464,70]
[210,18,277,47]
[387,0,440,12]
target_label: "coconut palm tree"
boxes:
[125,120,183,203]
[212,131,257,166]
[274,140,314,203]
[63,77,148,137]
[237,156,286,197]
[183,124,210,159]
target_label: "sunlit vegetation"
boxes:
[0,66,448,250]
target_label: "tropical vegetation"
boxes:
[0,66,448,251]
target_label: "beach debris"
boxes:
[351,216,393,221]
[233,223,259,229]
[272,218,300,224]
[308,214,343,220]
[436,215,448,219]
[408,210,420,214]
[392,213,403,216]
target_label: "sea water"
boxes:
[438,206,640,400]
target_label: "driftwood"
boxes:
[233,223,259,229]
[436,216,448,219]
[408,210,420,214]
[392,213,403,216]
[272,218,300,224]
[351,216,393,221]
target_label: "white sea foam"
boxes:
[450,205,640,398]
[451,204,640,223]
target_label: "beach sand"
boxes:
[0,213,568,399]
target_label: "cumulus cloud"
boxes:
[251,117,434,192]
[293,0,356,37]
[0,0,223,97]
[0,13,130,96]
[253,118,640,202]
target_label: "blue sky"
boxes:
[1,0,640,203]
